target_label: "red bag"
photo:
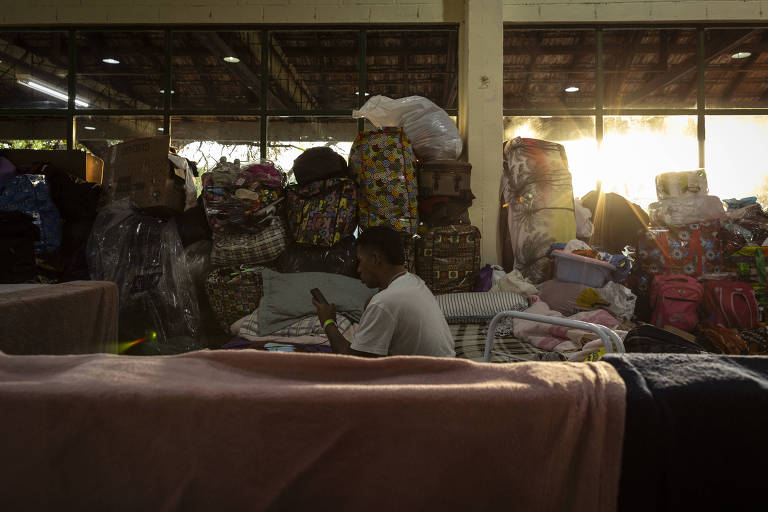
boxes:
[650,274,703,332]
[701,280,759,329]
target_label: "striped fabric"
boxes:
[239,312,352,340]
[450,324,551,362]
[436,292,529,324]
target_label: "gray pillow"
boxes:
[257,269,376,335]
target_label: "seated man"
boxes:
[313,226,455,358]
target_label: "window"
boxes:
[504,24,768,209]
[0,26,458,161]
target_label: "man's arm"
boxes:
[312,298,382,358]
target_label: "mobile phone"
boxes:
[310,288,329,305]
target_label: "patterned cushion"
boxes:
[436,292,529,324]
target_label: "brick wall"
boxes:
[0,0,459,25]
[503,0,767,23]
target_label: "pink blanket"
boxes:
[514,301,620,352]
[0,350,626,511]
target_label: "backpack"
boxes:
[348,127,419,234]
[285,177,358,248]
[291,147,349,185]
[701,280,759,329]
[624,324,704,354]
[650,274,703,332]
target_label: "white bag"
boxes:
[648,195,725,227]
[574,199,594,238]
[352,95,463,161]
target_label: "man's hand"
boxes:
[312,298,337,324]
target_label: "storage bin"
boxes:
[551,250,615,288]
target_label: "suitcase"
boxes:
[415,225,481,294]
[348,127,419,234]
[418,196,472,227]
[285,177,358,248]
[417,160,472,200]
[655,169,708,200]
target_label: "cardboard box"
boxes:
[3,149,104,184]
[103,136,186,215]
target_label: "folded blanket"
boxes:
[0,351,626,511]
[512,300,620,352]
[602,353,768,512]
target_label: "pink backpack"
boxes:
[701,280,759,329]
[650,274,703,332]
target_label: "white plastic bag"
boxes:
[352,95,463,161]
[574,199,594,238]
[648,195,725,227]
[598,281,636,321]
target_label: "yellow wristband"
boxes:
[323,319,336,329]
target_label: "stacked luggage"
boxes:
[201,158,290,331]
[632,169,761,338]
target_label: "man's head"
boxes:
[356,226,406,288]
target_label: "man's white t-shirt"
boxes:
[351,273,455,357]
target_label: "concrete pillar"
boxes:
[459,0,504,265]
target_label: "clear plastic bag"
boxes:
[648,195,725,227]
[353,95,463,161]
[87,200,202,354]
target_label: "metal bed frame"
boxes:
[483,310,626,363]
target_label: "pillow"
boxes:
[436,292,529,324]
[257,269,375,335]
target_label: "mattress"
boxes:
[0,280,118,355]
[451,323,553,362]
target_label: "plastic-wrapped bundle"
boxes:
[87,200,202,354]
[277,236,359,277]
[352,95,463,161]
[648,195,725,227]
[201,159,286,234]
[655,169,708,200]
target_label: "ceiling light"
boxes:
[84,126,96,130]
[17,78,89,107]
[540,115,553,119]
[354,92,371,96]
[102,58,120,64]
[159,89,175,94]
[731,52,752,59]
[564,86,580,93]
[157,127,164,132]
[223,56,240,63]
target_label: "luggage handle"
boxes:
[483,310,625,362]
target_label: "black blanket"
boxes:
[602,353,768,512]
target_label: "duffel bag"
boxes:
[636,219,722,278]
[204,267,265,331]
[285,177,357,247]
[211,217,287,267]
[349,127,419,234]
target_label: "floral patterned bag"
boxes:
[348,127,419,234]
[636,219,722,278]
[285,177,358,247]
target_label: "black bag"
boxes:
[624,324,704,354]
[277,236,358,277]
[0,211,39,283]
[176,197,212,247]
[291,147,349,185]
